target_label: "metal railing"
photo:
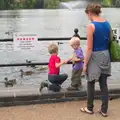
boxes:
[0,37,86,42]
[0,62,73,67]
[0,28,84,67]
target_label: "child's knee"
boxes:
[64,74,68,79]
[61,73,68,79]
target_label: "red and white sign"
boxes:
[13,33,38,51]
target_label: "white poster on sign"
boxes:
[112,28,120,40]
[13,33,38,51]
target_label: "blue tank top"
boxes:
[92,21,110,52]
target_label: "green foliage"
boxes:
[23,0,37,9]
[44,0,71,9]
[60,0,72,2]
[2,0,115,10]
[0,0,38,10]
[101,0,113,6]
[44,0,60,9]
[0,0,5,10]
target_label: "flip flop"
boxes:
[80,107,94,114]
[98,109,108,117]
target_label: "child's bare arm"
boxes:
[55,60,66,68]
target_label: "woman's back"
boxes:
[92,21,110,52]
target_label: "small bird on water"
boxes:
[4,77,16,87]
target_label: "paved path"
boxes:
[0,99,119,120]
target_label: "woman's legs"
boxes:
[80,80,95,114]
[87,80,95,111]
[87,74,108,113]
[81,74,108,116]
[98,74,108,114]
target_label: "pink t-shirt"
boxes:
[48,54,60,75]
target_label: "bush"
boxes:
[23,0,37,9]
[0,0,4,10]
[0,0,72,10]
[1,0,37,10]
[44,0,60,9]
[44,0,72,9]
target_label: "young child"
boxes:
[39,44,68,92]
[67,37,84,91]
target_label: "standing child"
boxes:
[67,37,84,91]
[39,44,68,92]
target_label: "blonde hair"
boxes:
[69,37,80,46]
[48,44,58,54]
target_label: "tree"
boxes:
[24,0,37,9]
[102,0,113,6]
[44,0,60,9]
[0,0,5,10]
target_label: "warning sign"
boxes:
[13,33,38,51]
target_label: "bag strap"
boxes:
[109,25,114,41]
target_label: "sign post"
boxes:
[13,33,38,51]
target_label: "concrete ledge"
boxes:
[0,88,120,107]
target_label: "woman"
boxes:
[80,3,113,117]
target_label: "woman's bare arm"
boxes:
[84,24,94,67]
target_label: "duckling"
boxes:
[26,60,31,64]
[20,69,34,78]
[26,60,36,68]
[57,42,63,45]
[4,77,16,87]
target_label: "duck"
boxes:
[20,69,34,78]
[26,60,36,68]
[57,42,63,45]
[4,77,16,87]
